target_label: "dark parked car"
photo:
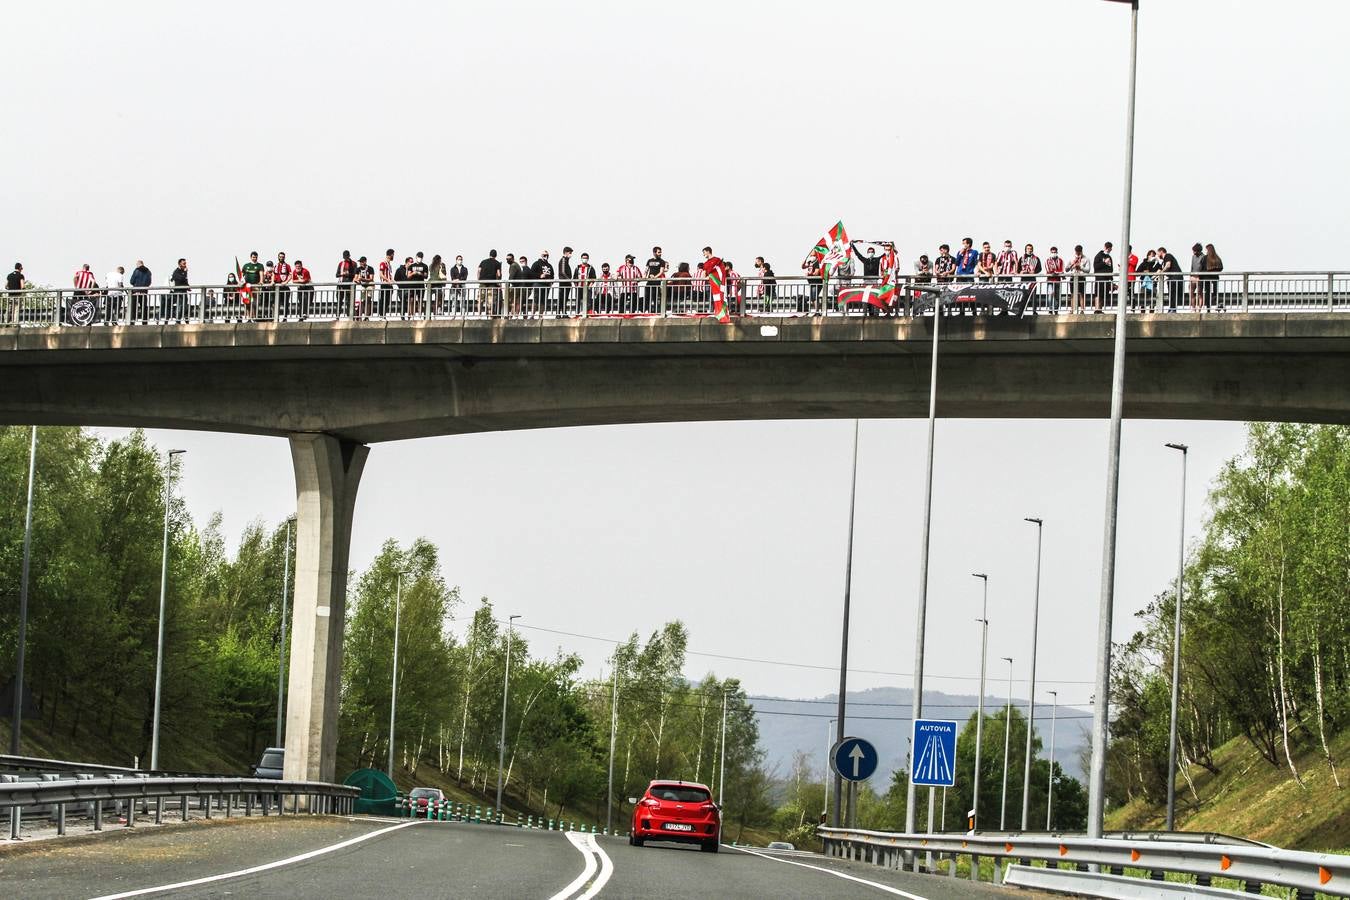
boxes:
[251,747,284,779]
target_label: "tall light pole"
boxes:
[1046,690,1059,830]
[149,448,186,771]
[1000,655,1014,831]
[904,285,944,839]
[1164,442,1189,831]
[387,572,406,777]
[606,654,619,835]
[1021,517,1044,831]
[823,717,836,818]
[274,517,293,748]
[832,420,860,828]
[970,573,989,835]
[1088,0,1141,839]
[495,614,520,817]
[9,427,38,756]
[718,687,730,808]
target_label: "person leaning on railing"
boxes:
[130,260,151,323]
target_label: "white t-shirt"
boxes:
[106,270,126,291]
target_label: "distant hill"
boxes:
[749,685,1089,787]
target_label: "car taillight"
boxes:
[640,798,661,808]
[700,802,718,814]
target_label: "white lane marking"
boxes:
[88,820,421,899]
[576,833,614,900]
[548,832,599,900]
[733,845,930,900]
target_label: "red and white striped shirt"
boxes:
[616,263,641,292]
[73,268,97,290]
[1044,255,1064,279]
[378,259,394,282]
[996,249,1019,275]
[274,261,292,284]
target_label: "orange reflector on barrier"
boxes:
[1131,849,1141,862]
[1005,843,1014,853]
[961,841,969,849]
[1221,855,1233,871]
[1321,866,1332,885]
[1059,844,1069,856]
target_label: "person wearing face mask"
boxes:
[975,241,996,281]
[996,240,1019,282]
[1043,247,1064,315]
[531,250,554,315]
[574,252,595,315]
[449,255,468,315]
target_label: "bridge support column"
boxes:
[283,434,368,785]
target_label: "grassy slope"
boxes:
[1106,728,1350,852]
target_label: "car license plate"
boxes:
[663,823,694,832]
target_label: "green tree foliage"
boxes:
[1106,424,1348,808]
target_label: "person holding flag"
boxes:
[701,247,730,324]
[233,256,253,321]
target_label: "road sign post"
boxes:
[830,737,879,783]
[911,719,958,788]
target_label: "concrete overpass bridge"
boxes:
[3,299,1347,786]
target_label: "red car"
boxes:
[628,780,721,852]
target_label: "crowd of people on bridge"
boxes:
[4,236,1227,323]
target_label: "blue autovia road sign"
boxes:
[830,736,879,783]
[911,719,958,787]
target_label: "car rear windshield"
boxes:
[260,751,283,769]
[650,785,710,803]
[409,788,440,799]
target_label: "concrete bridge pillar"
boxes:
[282,434,368,784]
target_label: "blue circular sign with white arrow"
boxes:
[829,736,879,783]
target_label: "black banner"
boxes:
[911,282,1037,318]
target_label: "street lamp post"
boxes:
[495,614,520,817]
[832,420,860,828]
[1021,517,1044,831]
[387,572,405,777]
[970,573,989,837]
[719,687,730,808]
[1000,656,1014,831]
[275,517,293,748]
[149,448,186,771]
[904,279,944,841]
[823,717,836,820]
[1046,690,1059,830]
[9,427,37,756]
[1088,0,1141,839]
[1164,442,1189,831]
[606,656,619,836]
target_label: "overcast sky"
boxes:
[4,2,1346,730]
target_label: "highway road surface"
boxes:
[0,815,1034,899]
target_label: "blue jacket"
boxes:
[130,266,152,288]
[954,248,977,275]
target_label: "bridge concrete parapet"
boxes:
[0,314,1346,442]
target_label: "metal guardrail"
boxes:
[0,774,358,841]
[1004,863,1254,898]
[2,272,1347,327]
[0,753,142,775]
[817,826,1349,898]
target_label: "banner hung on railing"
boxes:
[912,282,1038,318]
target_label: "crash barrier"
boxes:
[0,774,359,840]
[4,271,1348,327]
[392,795,619,836]
[817,826,1349,899]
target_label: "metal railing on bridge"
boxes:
[3,272,1347,328]
[817,826,1349,898]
